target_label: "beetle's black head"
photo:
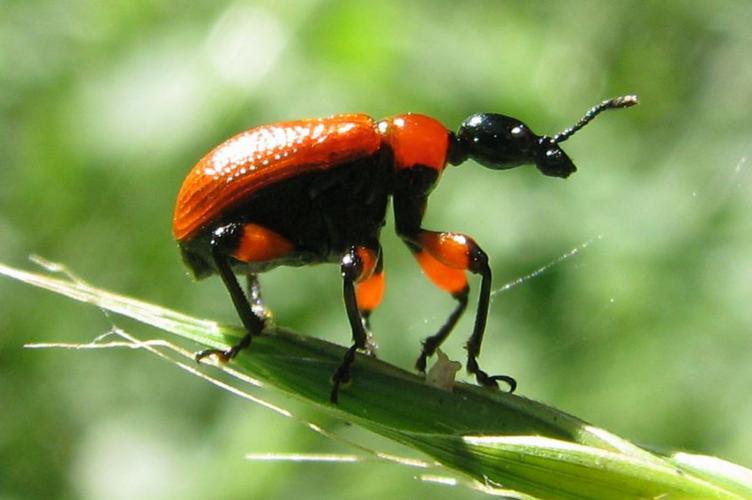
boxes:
[450,95,638,179]
[454,114,575,178]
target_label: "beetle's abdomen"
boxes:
[178,153,392,279]
[173,113,381,241]
[226,153,392,263]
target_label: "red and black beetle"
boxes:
[173,95,637,403]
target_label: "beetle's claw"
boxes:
[486,374,517,393]
[467,356,517,393]
[195,348,232,364]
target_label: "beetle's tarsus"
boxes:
[195,348,231,363]
[486,374,517,393]
[194,332,253,364]
[467,356,516,393]
[330,344,358,403]
[415,340,440,373]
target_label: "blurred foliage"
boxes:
[1,1,751,499]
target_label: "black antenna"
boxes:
[554,95,638,144]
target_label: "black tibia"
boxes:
[415,287,468,372]
[195,225,266,363]
[330,246,371,404]
[463,246,516,393]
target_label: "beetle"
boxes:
[173,95,637,403]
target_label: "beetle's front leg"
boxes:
[454,238,516,392]
[407,231,514,391]
[394,192,515,392]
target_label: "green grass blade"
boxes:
[3,260,751,499]
[402,435,740,499]
[660,451,752,499]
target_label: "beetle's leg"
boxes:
[392,172,515,390]
[392,193,472,373]
[331,245,381,403]
[196,223,292,363]
[394,188,517,392]
[410,246,469,372]
[194,245,263,363]
[393,188,515,391]
[355,250,384,357]
[408,230,515,392]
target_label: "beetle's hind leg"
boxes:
[194,244,264,363]
[195,222,292,363]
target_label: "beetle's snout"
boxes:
[534,138,577,178]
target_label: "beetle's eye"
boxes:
[534,142,576,178]
[545,148,563,161]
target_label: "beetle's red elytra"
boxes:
[173,113,381,241]
[173,96,638,403]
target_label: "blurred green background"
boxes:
[2,1,751,498]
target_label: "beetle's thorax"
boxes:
[376,114,451,173]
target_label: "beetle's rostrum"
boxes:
[173,95,637,403]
